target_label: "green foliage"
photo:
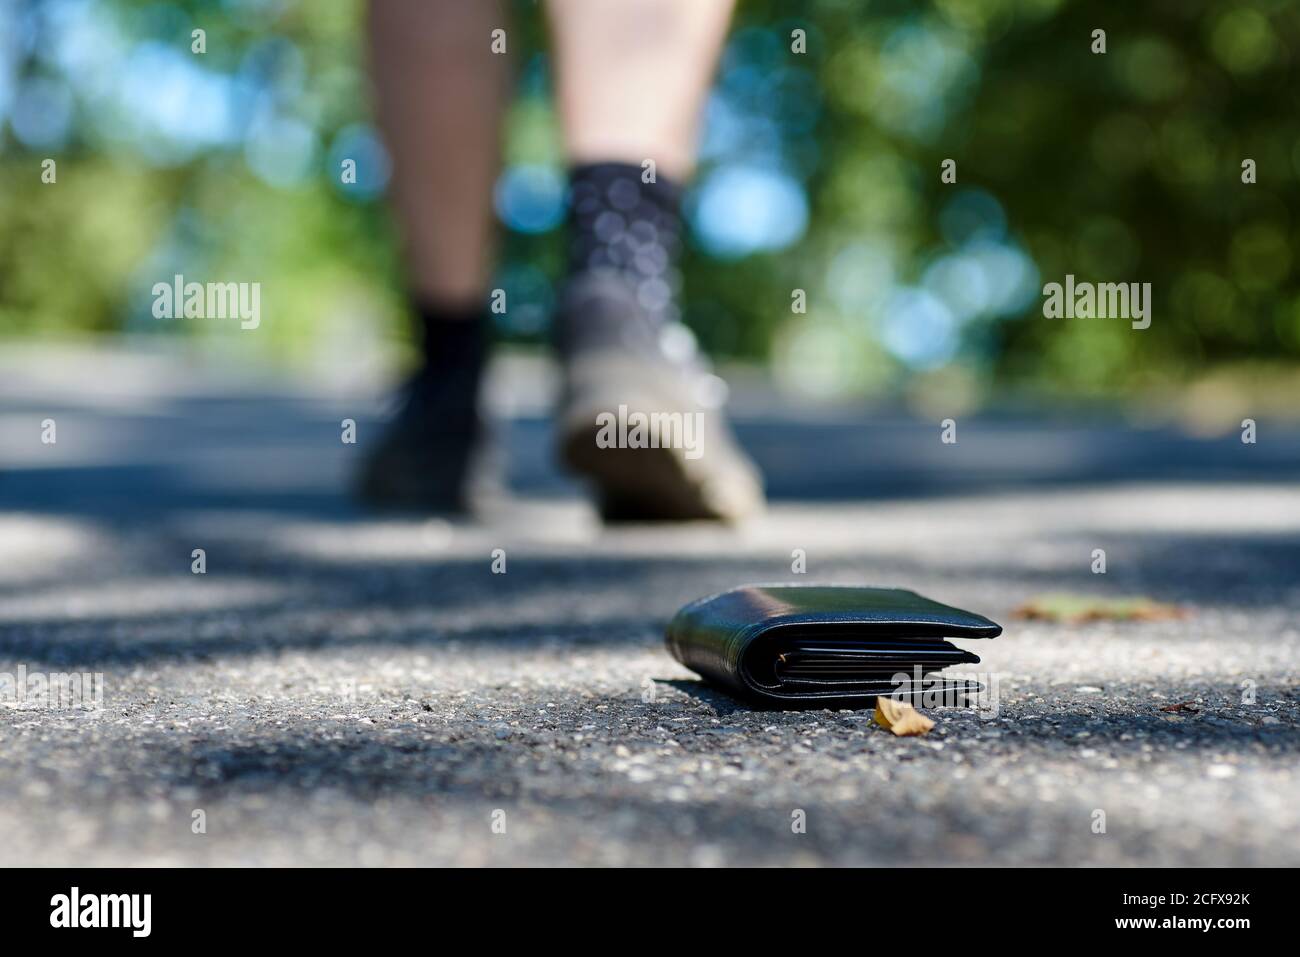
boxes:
[2,0,1297,400]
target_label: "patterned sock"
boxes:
[557,162,686,357]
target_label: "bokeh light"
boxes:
[0,0,1295,404]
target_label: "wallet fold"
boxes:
[666,584,1001,707]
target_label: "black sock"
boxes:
[414,300,488,373]
[558,162,685,356]
[403,300,489,421]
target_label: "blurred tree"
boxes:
[0,0,1296,404]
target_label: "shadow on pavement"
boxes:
[4,398,1300,522]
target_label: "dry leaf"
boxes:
[874,696,935,736]
[1159,701,1200,714]
[1012,593,1188,624]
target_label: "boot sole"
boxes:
[561,420,742,522]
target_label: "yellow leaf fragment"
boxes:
[1012,593,1187,624]
[874,696,935,736]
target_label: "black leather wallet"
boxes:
[666,584,1001,707]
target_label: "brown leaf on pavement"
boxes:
[1013,593,1189,624]
[874,696,935,736]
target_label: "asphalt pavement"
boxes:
[1,347,1297,866]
